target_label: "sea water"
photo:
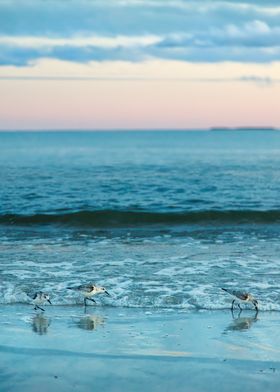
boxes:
[1,130,280,310]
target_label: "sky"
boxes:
[0,0,280,130]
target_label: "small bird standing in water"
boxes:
[222,288,258,312]
[67,284,110,306]
[32,292,52,311]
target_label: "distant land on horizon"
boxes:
[210,126,278,131]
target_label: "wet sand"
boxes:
[0,305,279,391]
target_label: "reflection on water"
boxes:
[224,310,258,333]
[76,313,106,331]
[31,314,51,335]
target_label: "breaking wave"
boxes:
[2,209,280,227]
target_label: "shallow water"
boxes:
[1,130,280,309]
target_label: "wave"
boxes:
[1,209,280,228]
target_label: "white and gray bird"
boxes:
[67,283,110,306]
[222,288,258,312]
[32,291,52,311]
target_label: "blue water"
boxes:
[1,130,280,310]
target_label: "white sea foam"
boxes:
[1,230,280,310]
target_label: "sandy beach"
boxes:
[1,305,279,392]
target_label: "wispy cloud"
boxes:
[0,58,279,87]
[238,75,275,86]
[0,35,161,49]
[85,0,280,15]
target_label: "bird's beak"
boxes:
[48,299,52,305]
[105,291,110,296]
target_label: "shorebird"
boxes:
[67,284,110,306]
[32,291,52,311]
[222,288,258,312]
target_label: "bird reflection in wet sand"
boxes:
[32,314,51,335]
[76,313,105,331]
[224,310,258,333]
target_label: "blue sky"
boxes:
[0,0,279,129]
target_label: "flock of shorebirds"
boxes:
[31,284,259,313]
[32,284,110,311]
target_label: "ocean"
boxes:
[1,130,280,310]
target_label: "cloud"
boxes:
[153,20,280,62]
[1,1,280,65]
[0,35,161,49]
[238,75,274,86]
[0,58,279,86]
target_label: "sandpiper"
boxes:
[32,291,52,311]
[222,288,258,312]
[67,284,110,306]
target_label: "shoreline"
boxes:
[1,305,279,391]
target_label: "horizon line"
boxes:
[0,127,278,133]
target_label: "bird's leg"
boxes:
[238,303,242,312]
[89,298,96,304]
[35,305,45,311]
[84,297,87,307]
[231,299,235,311]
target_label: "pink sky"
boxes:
[0,60,279,130]
[1,1,280,130]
